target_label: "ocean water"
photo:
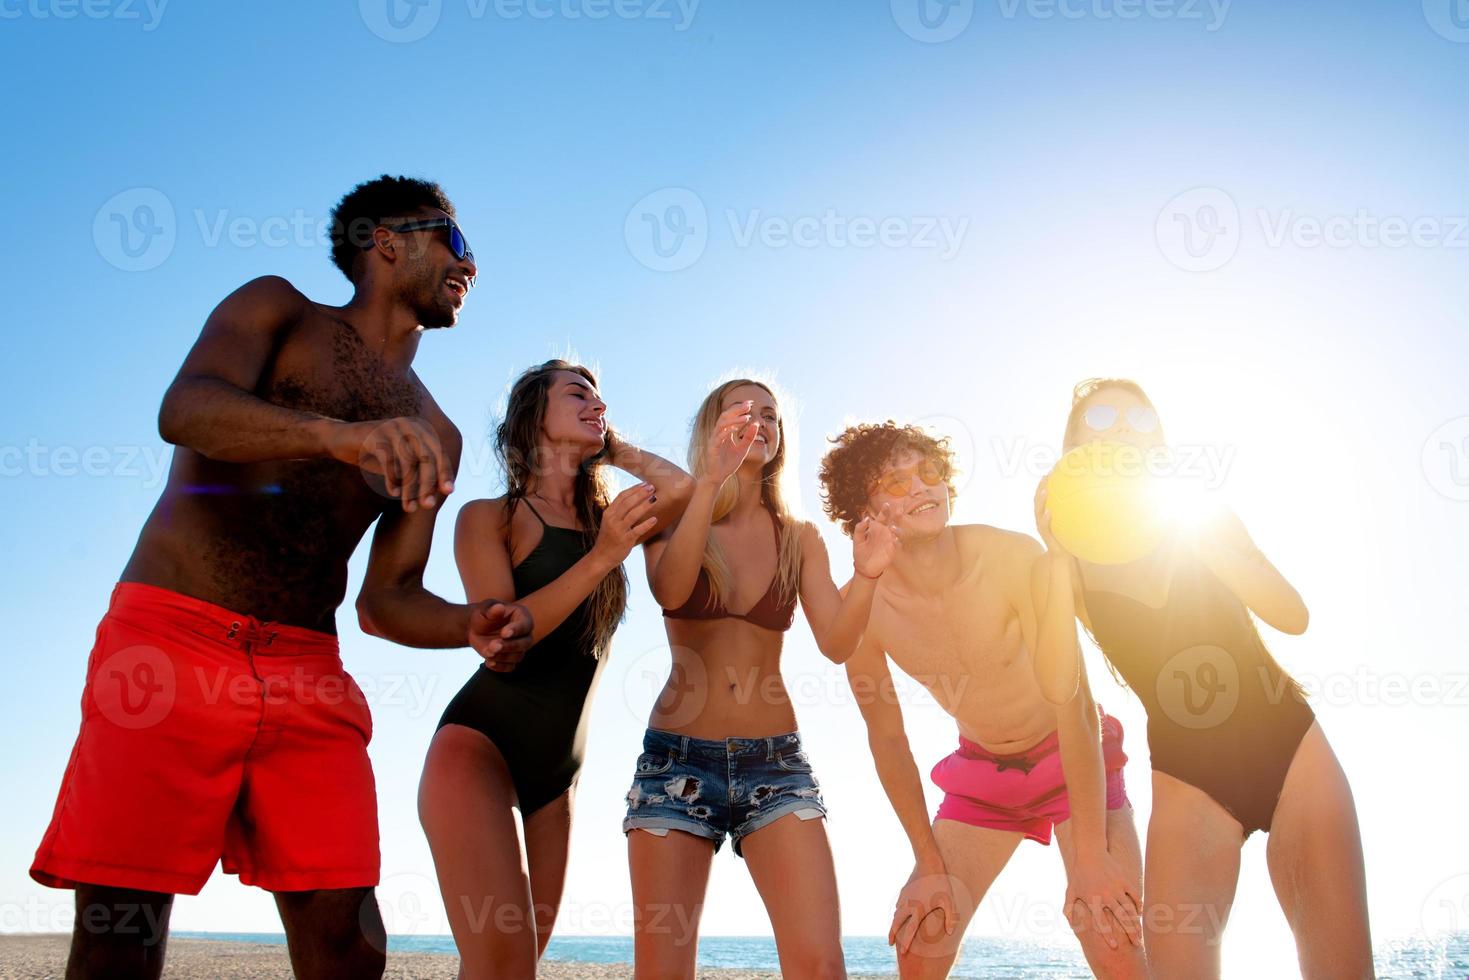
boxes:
[175,931,1469,978]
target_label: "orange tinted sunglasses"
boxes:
[870,458,945,497]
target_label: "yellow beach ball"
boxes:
[1046,441,1167,565]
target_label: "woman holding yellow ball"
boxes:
[1033,378,1373,979]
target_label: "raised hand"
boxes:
[703,401,760,484]
[333,416,453,513]
[853,501,900,580]
[468,599,534,672]
[592,482,660,566]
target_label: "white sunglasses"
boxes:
[1083,404,1159,434]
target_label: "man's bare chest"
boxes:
[263,318,422,423]
[874,580,1026,678]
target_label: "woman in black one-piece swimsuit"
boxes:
[1034,379,1373,979]
[418,360,692,978]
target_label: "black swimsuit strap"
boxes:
[519,496,551,527]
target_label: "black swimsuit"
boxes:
[437,500,607,815]
[1081,538,1315,835]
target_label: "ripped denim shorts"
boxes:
[622,727,828,857]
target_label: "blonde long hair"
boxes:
[688,378,804,608]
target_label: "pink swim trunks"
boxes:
[931,711,1129,845]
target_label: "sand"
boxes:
[0,934,800,979]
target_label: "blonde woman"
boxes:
[1035,378,1372,978]
[623,379,898,980]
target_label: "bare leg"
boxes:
[897,819,1024,980]
[523,787,574,959]
[1053,803,1148,979]
[740,812,846,979]
[627,828,717,980]
[65,885,173,980]
[1143,771,1244,979]
[418,724,537,980]
[275,888,385,980]
[1265,722,1374,979]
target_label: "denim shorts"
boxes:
[622,728,827,857]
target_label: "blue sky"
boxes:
[3,0,1468,966]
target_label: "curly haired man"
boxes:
[819,421,1147,980]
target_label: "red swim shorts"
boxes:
[31,582,379,895]
[931,710,1130,845]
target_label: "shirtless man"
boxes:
[817,422,1146,979]
[30,175,533,980]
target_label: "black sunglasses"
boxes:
[368,217,474,265]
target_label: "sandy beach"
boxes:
[0,934,814,979]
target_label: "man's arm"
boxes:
[356,420,532,664]
[844,626,956,951]
[157,276,449,511]
[847,630,940,864]
[358,507,473,647]
[158,276,343,461]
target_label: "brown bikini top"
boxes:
[661,506,796,632]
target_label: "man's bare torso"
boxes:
[122,302,432,633]
[868,524,1056,754]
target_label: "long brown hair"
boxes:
[497,359,627,658]
[688,378,804,608]
[1063,377,1307,703]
